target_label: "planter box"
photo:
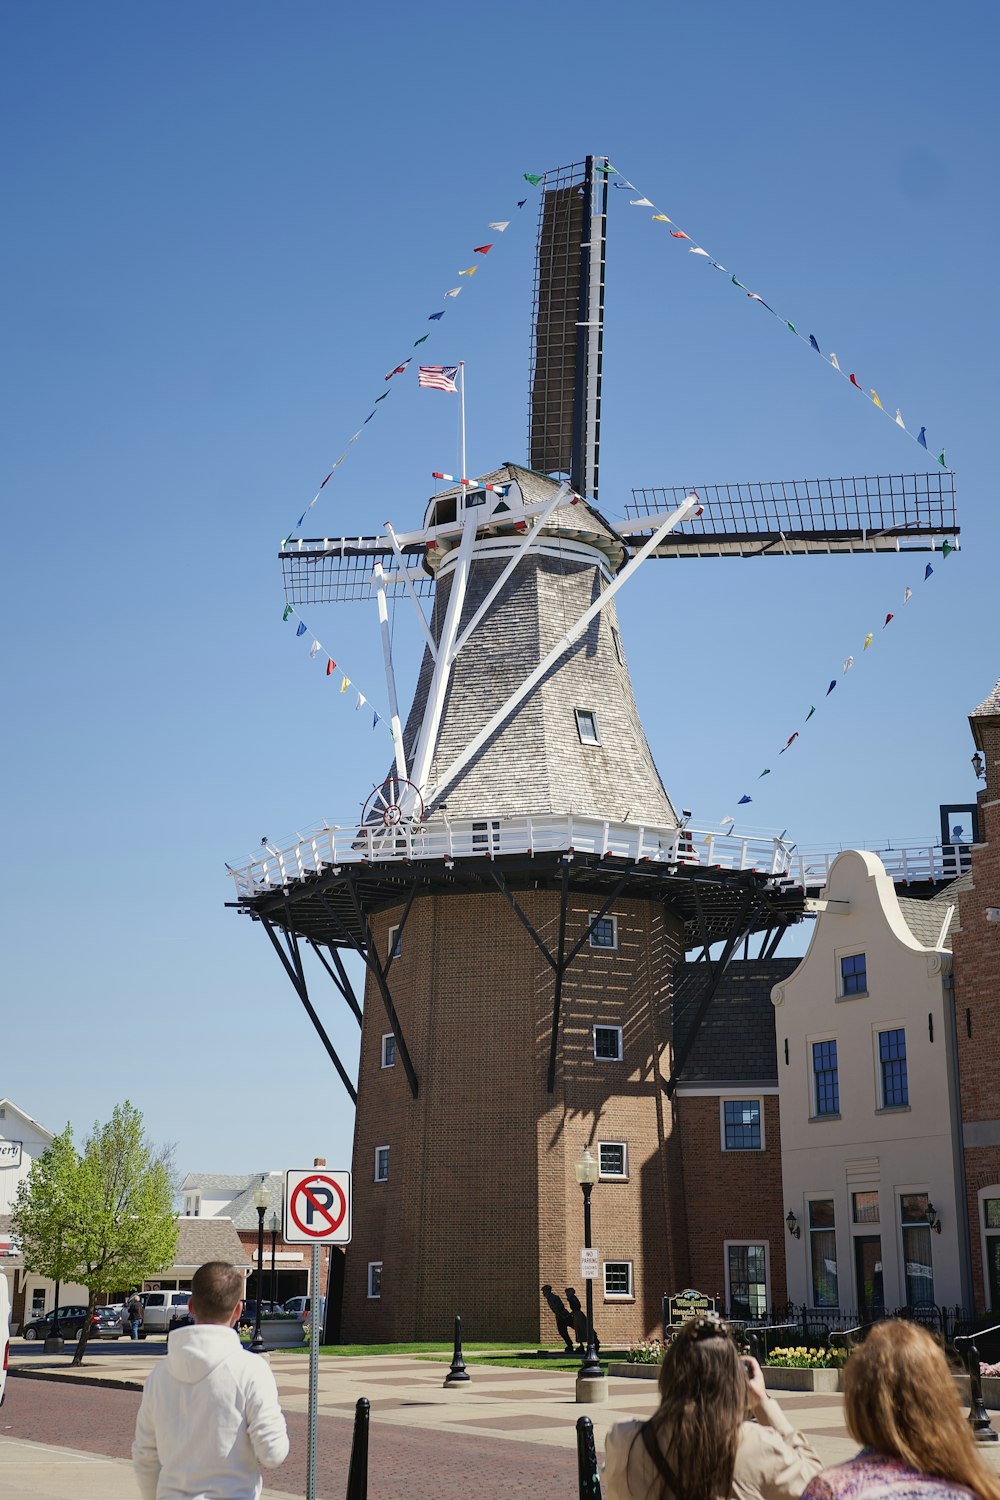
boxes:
[259,1319,305,1349]
[608,1362,659,1379]
[763,1366,843,1393]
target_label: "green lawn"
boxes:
[419,1350,631,1372]
[316,1341,542,1357]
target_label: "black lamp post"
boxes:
[250,1175,269,1354]
[268,1210,280,1309]
[575,1147,603,1382]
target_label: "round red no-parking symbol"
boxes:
[287,1172,349,1241]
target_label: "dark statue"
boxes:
[565,1286,600,1355]
[541,1284,575,1350]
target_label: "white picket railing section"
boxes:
[228,813,972,902]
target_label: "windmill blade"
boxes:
[280,535,433,604]
[622,471,958,558]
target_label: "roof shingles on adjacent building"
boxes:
[671,959,798,1087]
[174,1217,250,1269]
[971,679,1000,720]
[897,874,969,949]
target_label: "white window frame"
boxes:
[380,1033,396,1069]
[367,1262,382,1299]
[387,924,402,960]
[598,1141,628,1180]
[837,949,869,999]
[719,1095,765,1152]
[723,1240,771,1320]
[603,1260,634,1299]
[808,1032,840,1119]
[872,1021,909,1111]
[896,1185,934,1307]
[374,1145,390,1183]
[575,708,601,746]
[593,1024,623,1062]
[589,913,618,951]
[805,1195,840,1310]
[978,1186,1000,1312]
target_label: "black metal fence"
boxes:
[725,1302,975,1356]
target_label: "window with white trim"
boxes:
[388,925,402,959]
[876,1027,908,1108]
[725,1242,768,1320]
[380,1033,396,1069]
[808,1199,839,1308]
[593,1024,623,1061]
[367,1262,382,1299]
[598,1142,628,1180]
[981,1192,1000,1310]
[575,709,601,746]
[589,914,618,950]
[721,1099,763,1151]
[899,1192,934,1305]
[374,1146,390,1182]
[603,1261,633,1297]
[840,952,867,996]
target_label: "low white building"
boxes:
[772,851,969,1322]
[0,1098,88,1329]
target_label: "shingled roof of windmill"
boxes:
[401,462,678,824]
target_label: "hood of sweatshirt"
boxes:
[164,1323,243,1383]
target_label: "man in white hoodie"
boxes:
[132,1261,289,1500]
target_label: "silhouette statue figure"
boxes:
[541,1284,575,1350]
[565,1286,601,1354]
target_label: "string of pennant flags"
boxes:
[719,545,956,829]
[280,173,544,547]
[597,161,950,470]
[282,603,394,736]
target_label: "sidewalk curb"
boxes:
[9,1367,144,1393]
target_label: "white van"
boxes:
[138,1289,192,1333]
[1,1272,10,1406]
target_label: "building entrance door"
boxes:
[854,1235,885,1322]
[986,1237,1000,1311]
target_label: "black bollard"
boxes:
[965,1339,998,1442]
[443,1313,471,1386]
[576,1414,603,1500]
[345,1397,370,1500]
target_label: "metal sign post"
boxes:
[308,1242,320,1500]
[282,1166,352,1500]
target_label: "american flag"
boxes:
[418,365,459,393]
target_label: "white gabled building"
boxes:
[0,1098,90,1330]
[772,851,969,1322]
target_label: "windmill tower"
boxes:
[230,157,958,1343]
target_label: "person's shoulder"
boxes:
[606,1420,643,1450]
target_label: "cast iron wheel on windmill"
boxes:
[230,156,958,1344]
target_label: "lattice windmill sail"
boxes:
[232,156,960,1345]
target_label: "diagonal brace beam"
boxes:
[665,888,758,1099]
[343,881,420,1099]
[307,941,363,1026]
[260,917,358,1104]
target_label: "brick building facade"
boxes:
[952,679,1000,1312]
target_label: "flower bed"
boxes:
[624,1339,664,1365]
[765,1345,850,1370]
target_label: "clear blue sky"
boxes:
[4,2,997,1176]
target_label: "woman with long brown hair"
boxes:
[800,1320,1000,1500]
[605,1314,822,1500]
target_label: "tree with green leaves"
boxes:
[9,1100,178,1364]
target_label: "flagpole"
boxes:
[459,361,467,486]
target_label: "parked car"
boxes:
[138,1290,193,1334]
[238,1299,280,1327]
[166,1310,195,1339]
[21,1306,90,1341]
[1,1270,10,1405]
[283,1295,326,1324]
[91,1304,126,1339]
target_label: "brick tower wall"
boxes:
[342,888,684,1344]
[953,712,1000,1312]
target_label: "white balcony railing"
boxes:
[227,812,973,903]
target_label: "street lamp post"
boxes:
[268,1210,280,1309]
[250,1176,269,1354]
[574,1147,605,1400]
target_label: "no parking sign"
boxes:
[283,1168,352,1245]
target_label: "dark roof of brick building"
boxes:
[672,958,797,1087]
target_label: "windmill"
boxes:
[230,157,959,1343]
